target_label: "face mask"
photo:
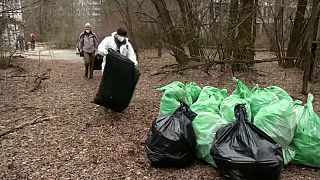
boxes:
[85,30,90,33]
[117,35,125,42]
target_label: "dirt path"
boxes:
[16,45,82,62]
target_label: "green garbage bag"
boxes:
[220,96,251,123]
[190,86,228,166]
[265,86,293,101]
[231,77,251,98]
[197,86,228,104]
[292,100,305,124]
[254,100,301,164]
[157,81,193,116]
[248,85,260,98]
[292,94,320,168]
[220,78,252,123]
[185,82,202,103]
[283,147,296,165]
[249,86,279,118]
[254,100,297,147]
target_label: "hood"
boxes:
[111,31,129,41]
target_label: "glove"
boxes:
[79,51,84,57]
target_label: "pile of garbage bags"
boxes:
[145,78,320,174]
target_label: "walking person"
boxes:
[16,33,25,52]
[78,23,99,79]
[29,33,36,50]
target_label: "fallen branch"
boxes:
[0,116,59,138]
[0,74,38,79]
[151,64,204,76]
[0,106,43,113]
[141,58,153,68]
[29,69,51,92]
[151,57,301,76]
[188,57,301,64]
[160,63,179,69]
[151,69,173,76]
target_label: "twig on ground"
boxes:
[151,57,295,76]
[160,63,178,69]
[151,63,203,76]
[0,74,38,78]
[0,116,59,138]
[0,106,43,113]
[29,69,51,92]
[141,58,153,68]
[151,69,173,76]
[188,57,300,64]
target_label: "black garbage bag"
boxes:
[94,49,140,112]
[93,54,103,70]
[145,102,197,168]
[210,104,284,180]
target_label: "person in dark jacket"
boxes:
[78,23,99,79]
[16,33,25,52]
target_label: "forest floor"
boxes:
[0,49,320,179]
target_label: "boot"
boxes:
[89,66,93,79]
[85,65,88,78]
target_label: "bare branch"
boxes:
[0,116,59,138]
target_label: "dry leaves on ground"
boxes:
[0,51,319,179]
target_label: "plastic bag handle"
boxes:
[234,104,247,122]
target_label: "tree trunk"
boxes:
[125,0,139,59]
[273,0,285,61]
[301,0,320,94]
[252,0,258,59]
[224,0,239,71]
[114,0,139,59]
[225,0,239,60]
[233,0,256,71]
[177,0,201,57]
[296,0,320,69]
[157,16,162,58]
[286,0,308,67]
[151,0,188,66]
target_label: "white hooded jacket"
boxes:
[98,32,138,72]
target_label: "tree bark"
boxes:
[233,0,256,71]
[273,0,285,61]
[286,0,308,67]
[177,0,201,57]
[151,0,188,66]
[225,0,239,60]
[297,0,320,68]
[114,0,139,58]
[301,0,320,94]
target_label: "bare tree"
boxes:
[151,0,188,66]
[286,0,308,67]
[177,0,202,58]
[301,0,320,94]
[225,0,239,62]
[112,0,140,57]
[230,0,257,71]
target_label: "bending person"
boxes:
[98,27,138,73]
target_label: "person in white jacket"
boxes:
[98,27,138,73]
